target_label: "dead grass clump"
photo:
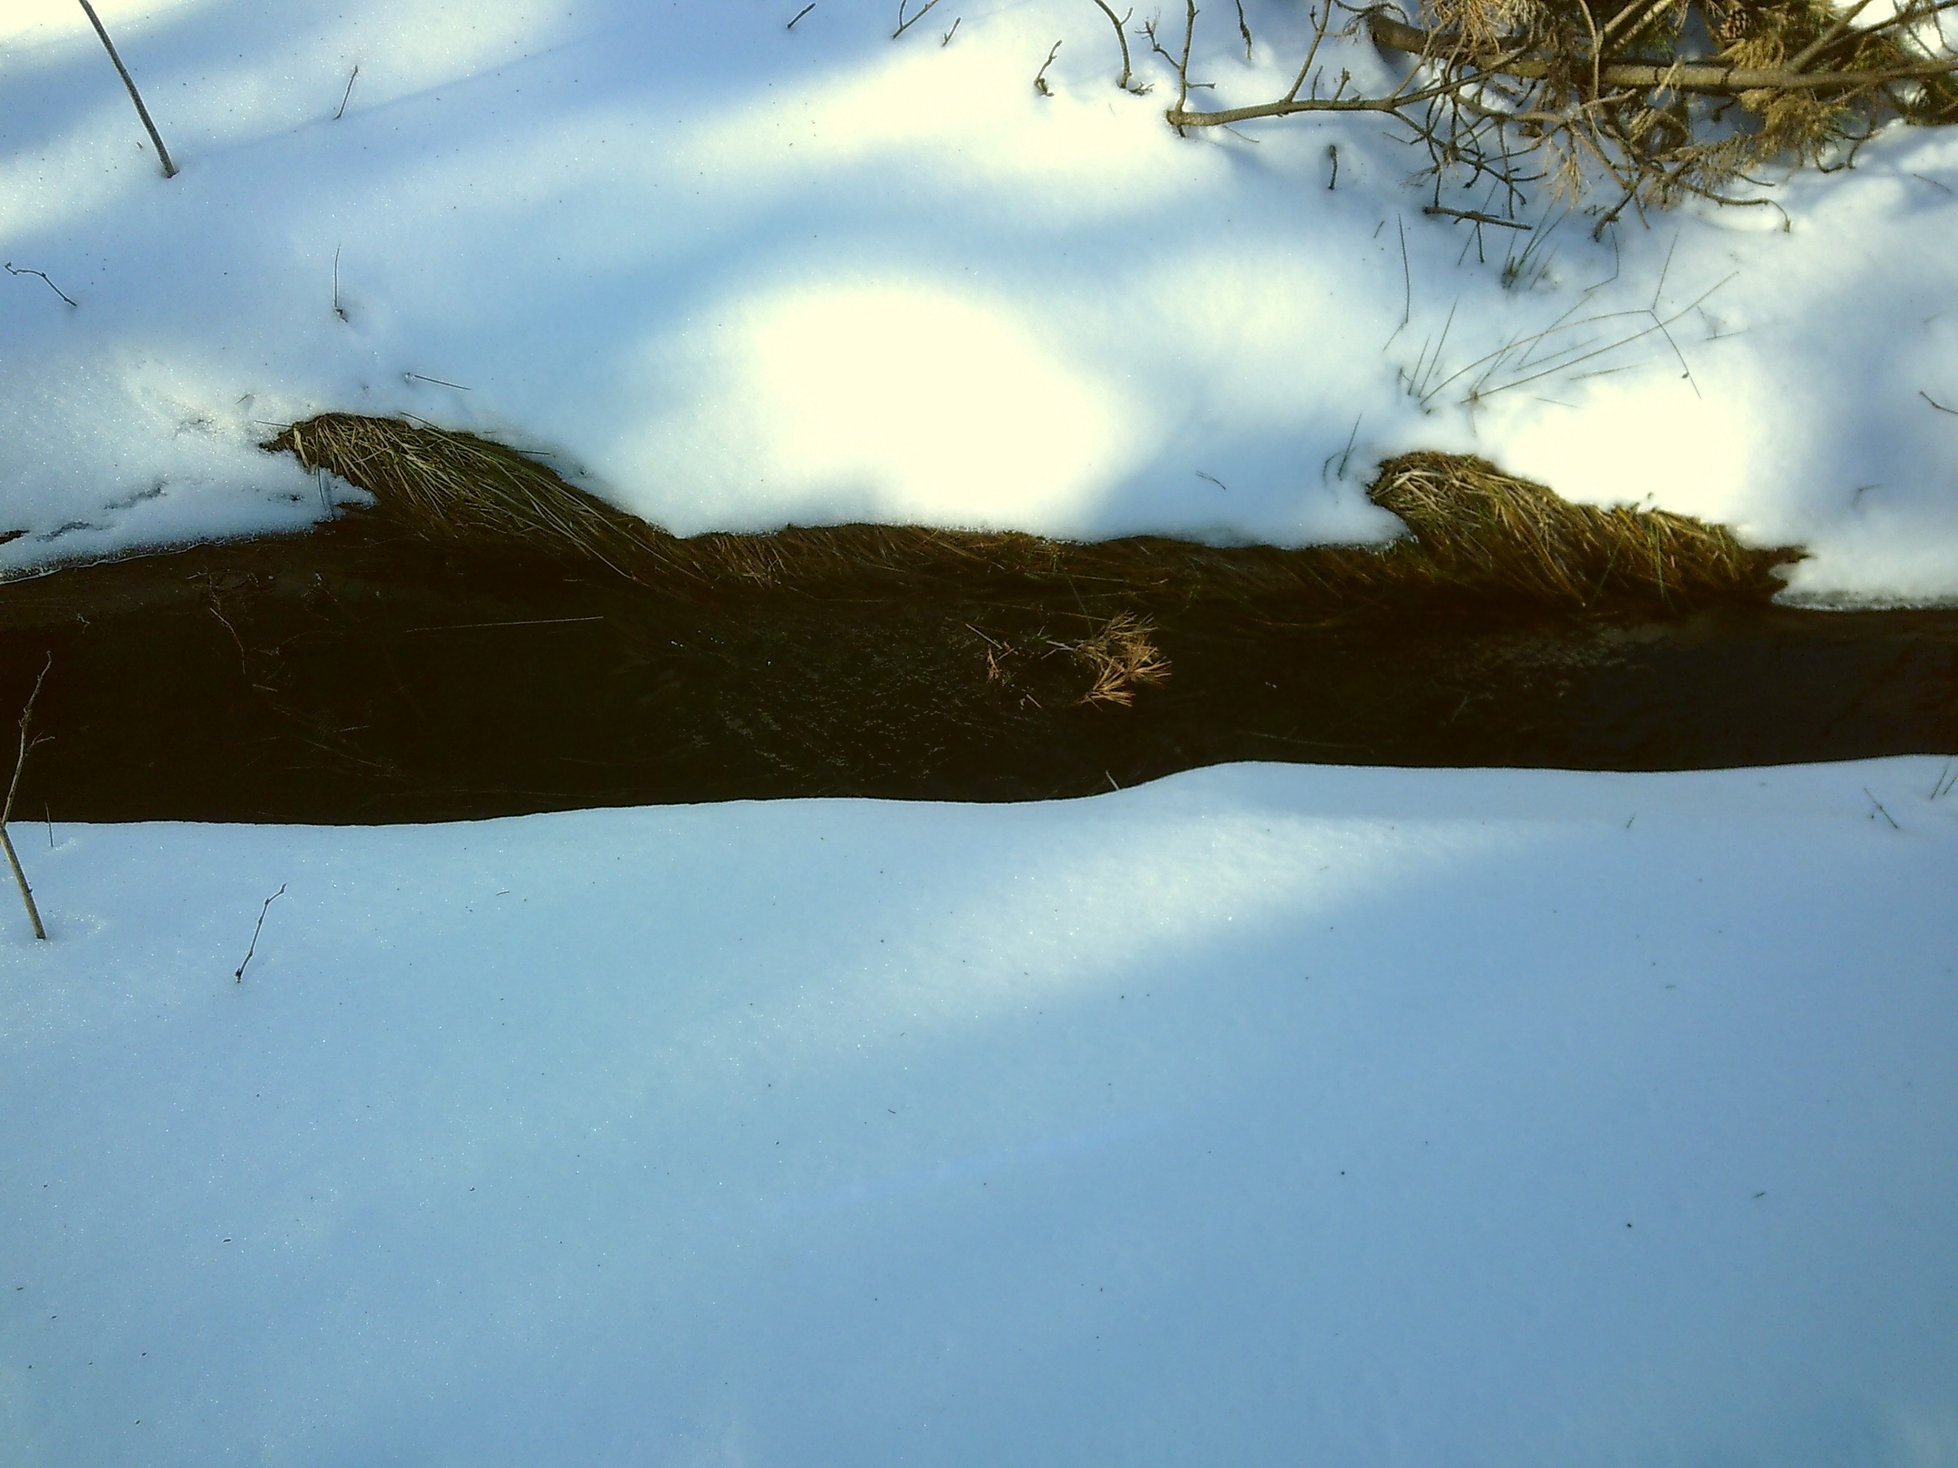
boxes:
[1069,613,1172,706]
[268,413,1799,613]
[973,613,1173,708]
[270,415,664,583]
[269,414,1093,595]
[1368,451,1803,607]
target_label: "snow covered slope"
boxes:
[4,760,1955,1465]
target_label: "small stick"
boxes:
[893,0,943,39]
[234,884,287,982]
[1864,788,1900,830]
[942,16,960,44]
[1087,0,1137,90]
[334,64,359,120]
[4,262,78,309]
[1424,204,1533,230]
[1930,760,1956,801]
[3,656,53,941]
[76,0,178,178]
[1035,40,1063,95]
[787,2,815,28]
[1919,389,1958,416]
[403,371,471,390]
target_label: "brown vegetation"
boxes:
[1149,0,1958,229]
[266,412,1799,615]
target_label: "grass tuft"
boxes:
[267,414,1801,614]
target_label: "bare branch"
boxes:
[1087,0,1140,91]
[1368,13,1958,95]
[3,655,53,941]
[892,0,942,40]
[76,0,177,178]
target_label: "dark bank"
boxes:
[1,421,1953,824]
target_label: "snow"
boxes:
[3,1,1957,600]
[5,760,1958,1465]
[4,5,1958,1463]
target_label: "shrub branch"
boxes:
[4,656,53,941]
[77,0,178,178]
[1160,0,1958,226]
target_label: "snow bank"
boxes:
[1,1,1954,598]
[4,760,1956,1464]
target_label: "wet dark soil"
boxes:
[2,514,1955,824]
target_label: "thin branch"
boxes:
[334,64,359,120]
[1177,0,1199,114]
[76,0,178,178]
[1425,203,1533,228]
[234,884,287,982]
[1368,13,1958,95]
[4,262,78,309]
[892,0,943,39]
[3,655,53,942]
[1788,0,1880,73]
[1035,40,1063,95]
[1087,0,1138,90]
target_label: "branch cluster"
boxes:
[1148,0,1958,227]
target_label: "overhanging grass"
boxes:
[267,413,1801,613]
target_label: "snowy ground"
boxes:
[4,760,1957,1466]
[4,5,1958,1464]
[3,0,1958,602]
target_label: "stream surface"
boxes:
[3,516,1955,823]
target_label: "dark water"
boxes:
[2,517,1955,823]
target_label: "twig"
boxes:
[334,64,359,120]
[1864,787,1900,830]
[1326,142,1338,189]
[1087,0,1137,91]
[1368,13,1958,96]
[332,246,348,322]
[1425,204,1533,229]
[1920,390,1958,416]
[942,16,959,44]
[402,615,607,633]
[1176,0,1198,114]
[76,0,178,178]
[3,655,54,942]
[1035,40,1063,96]
[892,0,942,39]
[787,2,815,29]
[4,262,78,309]
[234,884,287,982]
[403,371,471,391]
[1233,0,1253,61]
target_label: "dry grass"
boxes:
[1368,451,1797,607]
[1068,613,1172,707]
[268,413,1800,614]
[971,611,1174,707]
